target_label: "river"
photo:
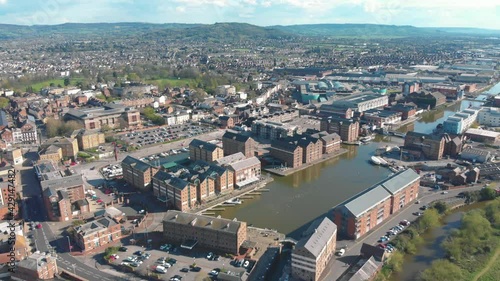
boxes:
[214,82,500,237]
[390,202,489,281]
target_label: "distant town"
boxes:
[0,22,499,281]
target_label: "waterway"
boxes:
[214,82,500,237]
[390,202,489,281]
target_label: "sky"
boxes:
[0,0,498,29]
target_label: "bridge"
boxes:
[280,237,298,244]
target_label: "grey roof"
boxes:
[295,217,337,258]
[122,155,153,171]
[348,256,382,281]
[341,185,391,218]
[163,210,244,234]
[339,169,420,218]
[17,252,54,271]
[380,169,420,195]
[229,157,261,171]
[189,138,220,152]
[40,174,84,191]
[215,152,247,165]
[223,130,252,143]
[75,216,117,237]
[153,170,174,182]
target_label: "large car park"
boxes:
[119,123,216,148]
[109,243,247,281]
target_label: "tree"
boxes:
[417,208,440,232]
[385,251,404,272]
[0,97,10,108]
[480,187,497,201]
[64,77,70,86]
[421,260,464,281]
[433,201,448,214]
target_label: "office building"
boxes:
[478,107,500,127]
[73,216,122,252]
[71,129,106,150]
[64,104,141,130]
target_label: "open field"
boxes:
[475,247,500,281]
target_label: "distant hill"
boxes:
[144,22,292,41]
[0,22,498,40]
[271,24,442,37]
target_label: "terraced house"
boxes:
[333,169,420,239]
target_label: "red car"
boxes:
[378,243,386,249]
[36,224,42,229]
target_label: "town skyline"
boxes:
[0,0,499,29]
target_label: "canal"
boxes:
[214,82,500,237]
[390,202,489,281]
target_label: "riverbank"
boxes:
[263,148,348,176]
[379,194,500,281]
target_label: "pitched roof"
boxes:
[163,210,244,234]
[189,139,220,152]
[380,169,420,195]
[348,256,382,281]
[229,157,261,171]
[223,130,252,143]
[122,155,153,171]
[295,217,337,258]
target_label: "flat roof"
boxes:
[465,128,500,138]
[163,210,244,234]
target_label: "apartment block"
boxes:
[404,131,445,160]
[152,171,197,212]
[222,130,255,157]
[478,107,500,127]
[40,174,87,222]
[163,210,247,255]
[121,156,159,191]
[320,116,359,143]
[291,217,337,281]
[443,107,480,134]
[189,139,224,162]
[251,120,301,140]
[333,169,420,239]
[270,138,303,169]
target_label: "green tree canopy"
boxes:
[0,97,10,108]
[421,260,464,281]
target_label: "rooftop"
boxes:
[40,173,84,191]
[189,139,221,152]
[295,217,337,258]
[163,210,245,234]
[465,128,500,138]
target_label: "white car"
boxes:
[156,265,167,273]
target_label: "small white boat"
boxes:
[371,156,382,165]
[225,198,242,205]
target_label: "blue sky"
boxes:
[0,0,498,29]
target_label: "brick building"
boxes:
[189,139,224,162]
[163,210,247,255]
[388,103,417,120]
[291,217,337,281]
[13,252,58,280]
[320,116,359,143]
[333,169,420,239]
[222,130,255,157]
[73,216,122,252]
[71,129,106,150]
[64,104,141,130]
[152,171,198,212]
[404,131,445,160]
[216,153,262,188]
[38,145,63,162]
[121,156,159,191]
[270,138,303,169]
[40,137,79,160]
[40,174,87,222]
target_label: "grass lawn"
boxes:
[475,247,500,281]
[25,77,86,92]
[146,78,197,89]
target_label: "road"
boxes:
[321,184,489,281]
[19,167,125,281]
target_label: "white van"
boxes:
[336,249,346,256]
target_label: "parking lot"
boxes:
[108,243,247,281]
[119,123,216,148]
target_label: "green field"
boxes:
[146,78,197,89]
[25,77,86,92]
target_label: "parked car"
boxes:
[190,266,201,272]
[168,258,177,265]
[206,252,214,259]
[400,220,410,226]
[36,224,42,229]
[156,265,167,273]
[118,247,128,252]
[180,268,189,273]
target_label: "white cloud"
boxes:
[174,0,233,7]
[176,6,186,12]
[261,1,272,7]
[0,0,7,4]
